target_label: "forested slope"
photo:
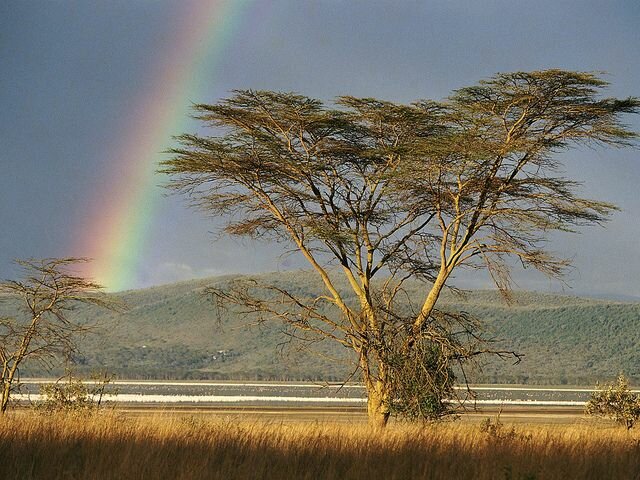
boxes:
[4,271,638,384]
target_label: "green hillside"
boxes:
[4,271,639,384]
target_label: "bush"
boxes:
[387,341,456,421]
[35,372,115,415]
[585,374,640,429]
[479,409,532,444]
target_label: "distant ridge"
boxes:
[4,271,638,385]
[568,292,640,303]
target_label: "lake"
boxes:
[16,380,603,407]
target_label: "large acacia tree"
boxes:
[162,70,638,427]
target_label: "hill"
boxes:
[4,271,639,384]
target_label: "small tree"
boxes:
[586,374,640,429]
[162,70,638,427]
[35,371,116,416]
[0,258,120,414]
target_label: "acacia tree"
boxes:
[162,70,638,427]
[0,258,118,414]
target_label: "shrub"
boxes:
[585,374,640,429]
[35,372,115,415]
[479,409,532,444]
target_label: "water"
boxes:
[14,380,608,407]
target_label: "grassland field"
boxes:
[2,409,639,480]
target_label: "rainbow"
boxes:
[74,0,256,291]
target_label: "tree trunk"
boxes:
[413,267,450,335]
[1,360,21,415]
[1,381,10,414]
[366,380,390,429]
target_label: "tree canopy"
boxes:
[0,258,121,413]
[162,70,639,426]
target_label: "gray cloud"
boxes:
[1,1,639,297]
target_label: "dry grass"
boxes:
[1,413,640,479]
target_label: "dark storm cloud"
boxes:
[1,1,638,296]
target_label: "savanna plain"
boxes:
[2,411,639,480]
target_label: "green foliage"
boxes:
[0,258,122,414]
[387,341,456,420]
[585,374,640,429]
[384,310,487,420]
[35,372,115,416]
[8,272,640,384]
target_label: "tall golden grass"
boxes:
[1,413,639,479]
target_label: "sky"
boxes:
[1,0,639,298]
